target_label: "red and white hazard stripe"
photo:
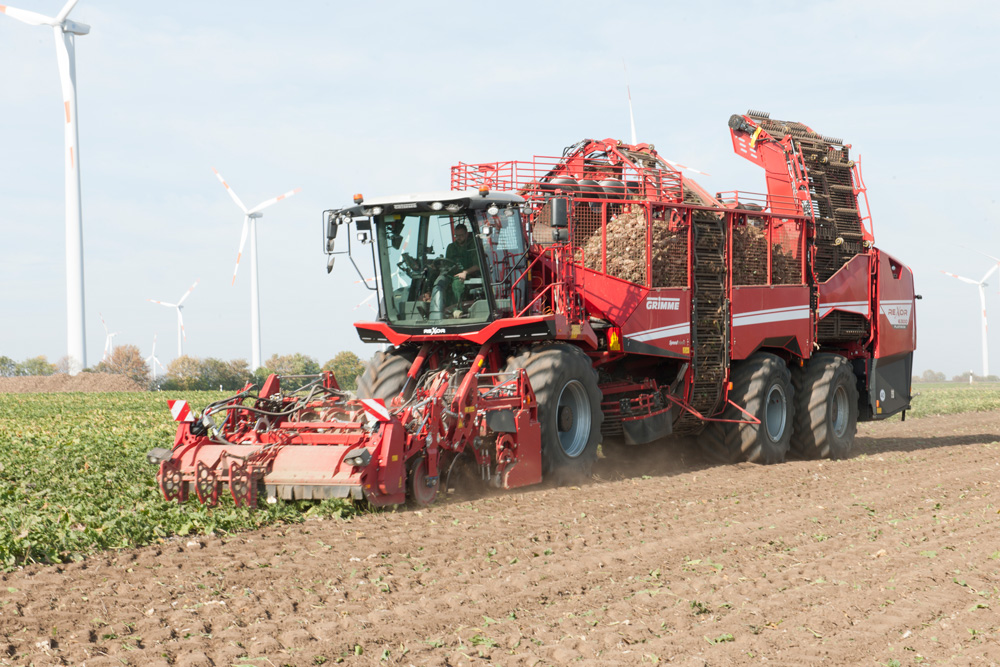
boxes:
[359,398,392,422]
[168,399,195,422]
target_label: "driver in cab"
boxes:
[446,223,480,305]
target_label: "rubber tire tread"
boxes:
[355,347,418,403]
[790,353,859,460]
[702,352,793,465]
[505,344,603,483]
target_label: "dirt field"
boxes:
[0,373,145,393]
[3,411,999,666]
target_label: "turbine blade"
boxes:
[623,59,636,145]
[212,168,248,213]
[0,5,58,26]
[148,299,177,308]
[248,187,302,214]
[52,28,79,178]
[941,270,979,286]
[54,0,78,22]
[178,308,187,341]
[663,159,711,176]
[232,217,250,285]
[353,293,377,310]
[100,311,109,335]
[982,264,999,283]
[176,279,199,306]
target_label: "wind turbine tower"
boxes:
[212,168,301,370]
[2,0,91,373]
[942,264,998,378]
[148,280,200,358]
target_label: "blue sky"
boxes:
[1,0,998,376]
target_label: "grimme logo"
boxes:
[422,327,446,335]
[646,297,680,311]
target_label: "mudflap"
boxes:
[500,409,543,489]
[858,352,913,420]
[622,407,672,445]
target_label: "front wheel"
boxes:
[702,352,794,464]
[790,353,859,459]
[505,344,603,483]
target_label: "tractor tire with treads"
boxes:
[702,352,793,464]
[505,344,603,483]
[790,353,859,460]
[355,347,418,403]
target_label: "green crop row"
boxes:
[905,382,1000,419]
[0,392,359,571]
[1,382,998,571]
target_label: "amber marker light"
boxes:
[607,327,623,352]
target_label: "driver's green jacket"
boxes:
[446,239,478,271]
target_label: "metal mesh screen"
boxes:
[572,201,602,267]
[532,201,557,246]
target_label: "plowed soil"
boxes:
[3,411,1000,666]
[0,373,145,393]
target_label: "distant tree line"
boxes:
[0,349,369,392]
[912,369,999,383]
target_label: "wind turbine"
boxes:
[621,60,710,176]
[99,312,118,361]
[2,1,91,374]
[942,264,998,378]
[148,280,199,358]
[212,168,301,370]
[145,335,165,380]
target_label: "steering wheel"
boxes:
[397,254,424,279]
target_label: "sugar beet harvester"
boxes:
[151,111,917,507]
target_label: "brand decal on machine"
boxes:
[422,327,446,335]
[646,297,680,311]
[880,300,912,330]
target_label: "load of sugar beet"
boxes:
[731,223,799,285]
[583,205,688,287]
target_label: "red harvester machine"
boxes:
[151,110,917,507]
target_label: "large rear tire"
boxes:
[790,353,859,459]
[505,344,603,483]
[355,347,418,403]
[702,352,793,464]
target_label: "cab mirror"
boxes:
[326,216,339,240]
[550,197,569,228]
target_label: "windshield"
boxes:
[475,207,528,316]
[377,212,491,327]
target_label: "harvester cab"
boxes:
[324,190,529,336]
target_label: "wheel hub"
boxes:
[556,380,591,458]
[764,384,787,442]
[558,405,574,432]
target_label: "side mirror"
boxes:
[326,255,336,273]
[326,215,339,240]
[553,228,570,243]
[550,197,569,228]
